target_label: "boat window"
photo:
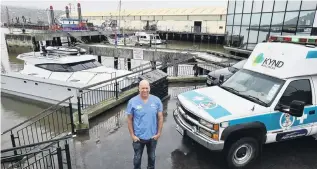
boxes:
[35,59,101,72]
[50,65,66,72]
[37,64,48,69]
[93,60,102,66]
[70,63,85,71]
[82,61,95,69]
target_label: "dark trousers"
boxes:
[132,139,157,169]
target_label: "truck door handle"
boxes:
[309,110,315,115]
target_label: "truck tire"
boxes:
[225,137,259,169]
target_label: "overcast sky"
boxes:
[1,0,228,12]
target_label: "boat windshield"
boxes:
[220,69,285,107]
[36,59,102,72]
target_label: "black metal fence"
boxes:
[78,73,141,110]
[1,136,73,169]
[1,96,75,156]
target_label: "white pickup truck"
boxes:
[173,35,317,169]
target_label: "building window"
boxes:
[219,26,223,29]
[287,1,301,11]
[240,26,249,49]
[220,15,223,20]
[298,11,316,27]
[234,14,242,25]
[242,14,251,26]
[232,26,241,36]
[260,13,272,26]
[301,0,317,10]
[228,1,235,14]
[226,26,233,36]
[252,0,263,13]
[235,0,244,14]
[262,0,274,13]
[227,14,234,25]
[243,0,253,14]
[225,0,316,51]
[284,11,300,27]
[250,13,261,26]
[274,0,287,12]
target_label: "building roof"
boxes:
[68,6,226,17]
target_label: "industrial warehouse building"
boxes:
[66,6,227,35]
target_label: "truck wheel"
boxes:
[225,137,259,169]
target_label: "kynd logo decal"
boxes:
[252,53,284,69]
[252,53,265,66]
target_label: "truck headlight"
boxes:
[200,119,219,131]
[200,119,213,128]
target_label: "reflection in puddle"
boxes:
[89,110,126,139]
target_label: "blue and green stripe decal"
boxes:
[306,51,317,59]
[180,90,232,119]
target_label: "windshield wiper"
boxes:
[240,94,268,107]
[221,86,241,94]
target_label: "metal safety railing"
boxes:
[78,74,140,110]
[1,136,73,169]
[1,96,75,156]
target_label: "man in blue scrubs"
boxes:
[126,80,163,169]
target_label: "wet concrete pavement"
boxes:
[71,86,317,169]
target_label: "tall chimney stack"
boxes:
[77,3,82,23]
[66,6,70,18]
[49,6,55,26]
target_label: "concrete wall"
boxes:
[5,34,33,47]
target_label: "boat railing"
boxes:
[47,70,115,83]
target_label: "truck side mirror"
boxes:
[219,75,224,84]
[289,100,305,117]
[276,100,305,117]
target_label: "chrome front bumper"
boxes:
[173,108,224,151]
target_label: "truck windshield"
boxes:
[220,69,285,107]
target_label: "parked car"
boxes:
[206,59,247,86]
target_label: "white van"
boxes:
[173,35,317,169]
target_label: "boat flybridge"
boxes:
[1,51,136,108]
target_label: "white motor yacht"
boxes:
[1,52,136,107]
[134,32,164,46]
